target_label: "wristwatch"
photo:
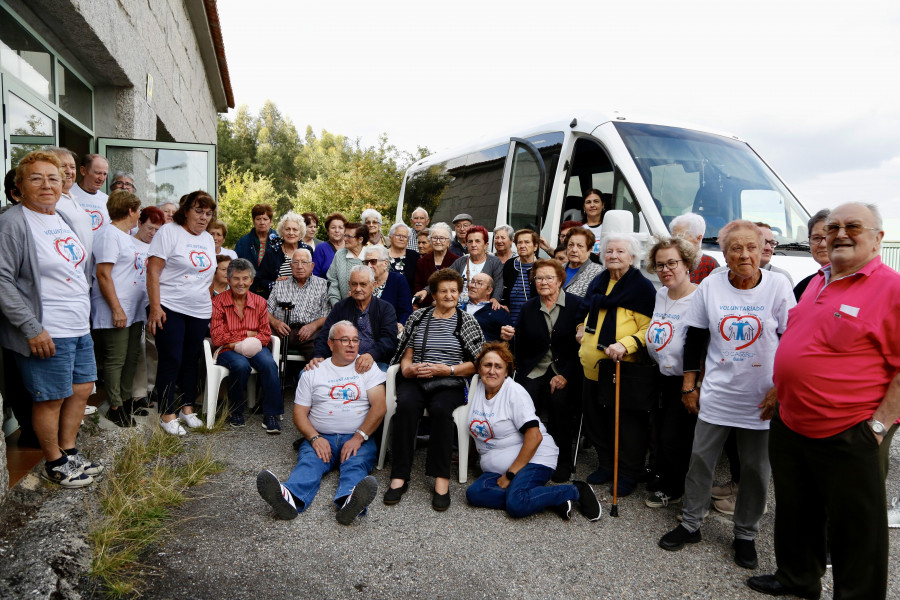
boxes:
[505,470,516,480]
[355,429,369,441]
[309,434,321,443]
[868,419,887,435]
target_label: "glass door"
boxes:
[2,75,58,169]
[503,137,547,233]
[97,138,217,206]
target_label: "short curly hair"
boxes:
[645,235,700,275]
[428,268,464,295]
[475,341,515,375]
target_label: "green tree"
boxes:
[216,166,278,247]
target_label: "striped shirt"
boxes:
[267,275,330,325]
[413,313,464,366]
[211,290,272,353]
[506,260,533,324]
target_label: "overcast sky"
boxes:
[217,0,900,235]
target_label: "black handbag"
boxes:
[594,336,660,411]
[415,311,465,394]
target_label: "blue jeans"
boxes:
[466,463,579,518]
[216,347,282,416]
[282,434,376,512]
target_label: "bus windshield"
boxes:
[614,122,810,246]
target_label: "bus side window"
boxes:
[613,170,641,232]
[563,138,614,222]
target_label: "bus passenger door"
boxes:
[500,137,546,233]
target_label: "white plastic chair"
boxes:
[376,364,474,484]
[202,336,281,428]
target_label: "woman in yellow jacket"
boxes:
[576,232,655,496]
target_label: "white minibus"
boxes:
[394,110,817,283]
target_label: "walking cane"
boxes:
[611,359,621,517]
[572,414,584,470]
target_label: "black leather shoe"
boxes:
[431,490,451,511]
[383,482,409,505]
[733,538,758,569]
[746,575,821,599]
[659,524,702,551]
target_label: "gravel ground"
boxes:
[134,407,900,600]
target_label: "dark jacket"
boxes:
[234,228,280,298]
[501,257,537,308]
[390,248,420,291]
[379,270,413,325]
[469,304,511,342]
[412,251,459,307]
[512,292,583,383]
[313,296,397,363]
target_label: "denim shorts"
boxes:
[15,333,97,401]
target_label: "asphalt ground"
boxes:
[136,406,900,600]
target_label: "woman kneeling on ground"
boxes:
[465,342,601,521]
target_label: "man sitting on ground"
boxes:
[255,321,386,525]
[465,272,510,342]
[268,248,329,359]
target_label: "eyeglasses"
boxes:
[824,223,879,237]
[343,234,359,239]
[363,259,381,265]
[392,234,408,240]
[26,175,62,186]
[330,337,360,346]
[431,236,449,243]
[535,275,557,282]
[469,280,487,287]
[655,259,684,272]
[111,181,135,190]
[192,207,214,218]
[290,260,313,266]
[764,239,779,248]
[809,235,827,246]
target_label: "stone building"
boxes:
[0,0,234,502]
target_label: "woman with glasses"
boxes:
[500,259,584,483]
[274,211,313,279]
[147,191,218,436]
[362,245,412,330]
[659,220,795,570]
[577,232,655,496]
[793,209,831,300]
[642,236,700,509]
[384,269,484,511]
[361,208,386,247]
[326,222,366,307]
[501,229,539,324]
[387,222,420,291]
[450,225,504,306]
[412,222,459,308]
[561,227,604,297]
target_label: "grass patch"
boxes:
[194,401,230,435]
[89,427,224,598]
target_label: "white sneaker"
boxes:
[888,497,900,529]
[178,410,204,429]
[160,418,187,436]
[84,405,98,416]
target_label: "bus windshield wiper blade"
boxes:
[775,242,810,251]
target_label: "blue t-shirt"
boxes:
[565,265,579,286]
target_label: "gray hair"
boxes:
[112,171,135,183]
[429,222,452,242]
[45,146,77,161]
[227,257,256,279]
[388,222,410,238]
[291,247,313,262]
[360,208,383,225]
[599,233,643,267]
[362,245,390,261]
[807,208,831,237]
[411,206,428,218]
[493,224,514,238]
[349,264,375,283]
[276,210,306,239]
[669,213,706,238]
[328,320,357,340]
[159,201,178,210]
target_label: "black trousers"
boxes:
[582,377,650,480]
[655,375,697,497]
[517,371,581,471]
[389,376,464,481]
[770,411,896,600]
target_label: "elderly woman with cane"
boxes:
[577,232,656,498]
[658,219,794,570]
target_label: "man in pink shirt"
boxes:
[748,203,900,600]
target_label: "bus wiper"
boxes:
[702,236,718,244]
[775,242,810,251]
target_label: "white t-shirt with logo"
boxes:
[683,269,795,430]
[147,223,216,319]
[586,224,603,254]
[90,226,145,329]
[646,286,698,377]
[294,357,387,434]
[69,185,109,231]
[23,207,90,338]
[459,258,486,305]
[56,193,94,255]
[467,378,558,474]
[132,237,151,322]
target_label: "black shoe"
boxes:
[659,524,702,551]
[549,500,572,520]
[255,470,299,520]
[336,476,378,525]
[551,465,572,483]
[733,538,758,569]
[586,467,613,485]
[293,437,304,451]
[128,397,150,416]
[645,472,663,493]
[108,407,136,428]
[383,482,409,505]
[431,490,451,511]
[609,476,637,497]
[746,575,821,599]
[573,481,602,521]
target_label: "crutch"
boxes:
[276,301,294,396]
[611,359,621,518]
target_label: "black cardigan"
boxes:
[501,258,537,308]
[511,291,582,383]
